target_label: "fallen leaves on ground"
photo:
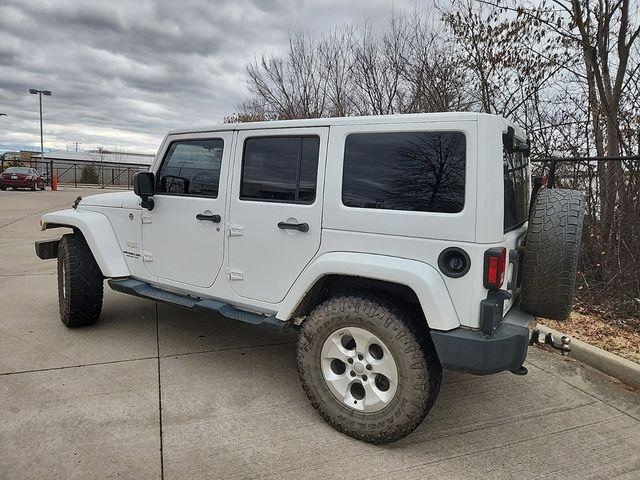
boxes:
[539,309,640,365]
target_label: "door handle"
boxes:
[196,213,221,223]
[278,221,309,232]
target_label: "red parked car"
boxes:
[0,167,46,191]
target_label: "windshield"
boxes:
[3,167,32,174]
[503,148,529,232]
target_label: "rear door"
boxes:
[142,132,232,288]
[227,127,328,303]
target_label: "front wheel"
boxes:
[297,294,442,444]
[57,233,104,327]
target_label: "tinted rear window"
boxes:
[342,131,466,213]
[4,167,31,174]
[503,149,529,231]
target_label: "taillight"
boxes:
[533,175,547,188]
[483,247,507,290]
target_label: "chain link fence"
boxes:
[532,157,640,316]
[1,158,149,189]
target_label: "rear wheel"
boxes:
[297,293,442,444]
[521,188,585,320]
[57,233,104,327]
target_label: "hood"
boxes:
[78,191,141,209]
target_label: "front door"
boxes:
[142,132,232,288]
[228,127,328,303]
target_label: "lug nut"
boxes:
[347,358,353,364]
[362,375,368,381]
[358,354,363,361]
[366,364,372,371]
[350,371,356,377]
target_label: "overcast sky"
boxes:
[0,0,418,154]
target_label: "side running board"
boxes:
[108,278,285,330]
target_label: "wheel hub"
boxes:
[320,326,399,413]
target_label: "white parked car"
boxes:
[36,113,585,443]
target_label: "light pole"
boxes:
[28,89,52,185]
[0,114,6,171]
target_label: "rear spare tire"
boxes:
[521,188,585,320]
[58,232,104,327]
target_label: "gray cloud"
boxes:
[0,0,416,154]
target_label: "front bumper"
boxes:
[35,239,60,260]
[430,303,534,375]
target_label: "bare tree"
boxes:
[232,9,472,120]
[245,33,329,119]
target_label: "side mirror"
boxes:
[133,172,155,210]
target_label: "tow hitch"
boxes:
[529,329,571,356]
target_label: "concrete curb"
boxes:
[536,324,640,390]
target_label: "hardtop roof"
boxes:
[167,112,499,135]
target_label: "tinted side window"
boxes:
[342,131,466,213]
[157,139,224,197]
[241,136,319,204]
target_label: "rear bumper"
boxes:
[430,303,534,375]
[1,179,33,188]
[35,239,60,260]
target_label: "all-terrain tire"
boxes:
[297,293,442,444]
[521,188,585,320]
[57,232,104,327]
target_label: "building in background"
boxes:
[1,150,40,163]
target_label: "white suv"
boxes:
[36,113,585,443]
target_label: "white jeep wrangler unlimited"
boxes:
[36,113,585,443]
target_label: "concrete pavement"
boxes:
[1,188,639,479]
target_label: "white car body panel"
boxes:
[142,131,234,288]
[41,209,130,278]
[323,121,478,243]
[276,252,460,331]
[40,112,529,332]
[227,127,329,303]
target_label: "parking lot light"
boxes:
[28,88,52,186]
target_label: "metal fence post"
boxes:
[547,159,557,188]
